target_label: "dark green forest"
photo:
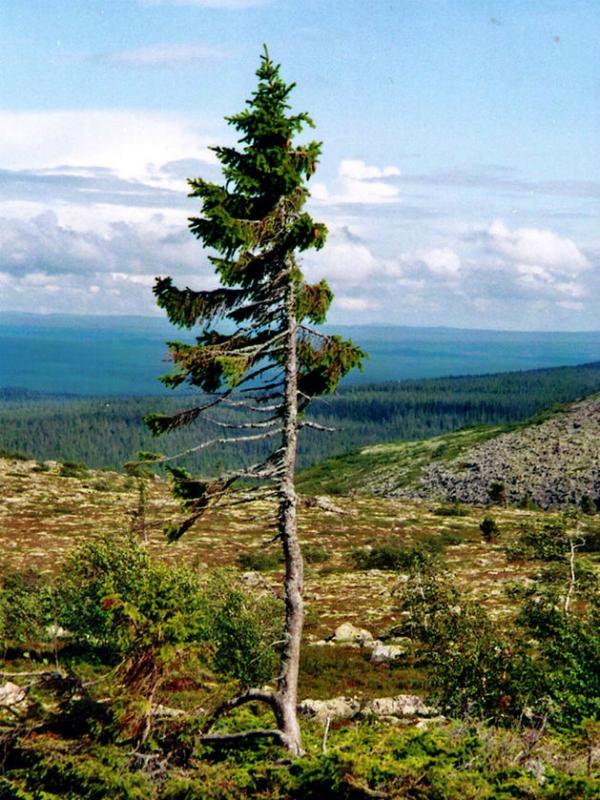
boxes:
[2,360,600,473]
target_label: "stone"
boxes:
[298,696,360,724]
[370,640,409,663]
[415,715,447,730]
[0,682,26,707]
[330,622,373,645]
[46,624,70,639]
[362,694,435,719]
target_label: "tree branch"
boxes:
[299,420,336,432]
[201,688,278,734]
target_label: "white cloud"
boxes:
[334,296,380,311]
[417,247,461,277]
[103,43,229,68]
[311,159,401,205]
[305,240,380,287]
[484,219,589,272]
[338,160,401,181]
[0,110,217,182]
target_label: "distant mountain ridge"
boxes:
[3,311,600,393]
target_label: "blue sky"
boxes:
[1,0,599,329]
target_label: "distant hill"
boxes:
[2,311,600,393]
[299,394,600,510]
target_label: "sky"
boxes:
[1,0,599,330]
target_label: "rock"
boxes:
[298,696,360,724]
[46,624,70,639]
[0,682,26,707]
[415,715,447,730]
[370,640,409,663]
[362,694,435,719]
[330,622,373,645]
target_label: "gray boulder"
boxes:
[0,682,26,708]
[330,622,374,646]
[370,640,409,663]
[362,694,436,719]
[298,696,361,724]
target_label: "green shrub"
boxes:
[0,569,49,647]
[488,480,507,505]
[505,518,572,562]
[351,534,450,571]
[302,544,331,564]
[59,460,89,478]
[433,503,469,517]
[396,563,540,722]
[50,536,282,686]
[203,571,282,687]
[480,515,499,542]
[238,549,283,571]
[580,495,597,515]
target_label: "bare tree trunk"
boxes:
[274,275,304,756]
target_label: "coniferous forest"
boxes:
[2,360,600,472]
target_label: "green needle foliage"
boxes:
[142,47,365,754]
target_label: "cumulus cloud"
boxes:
[311,159,401,205]
[416,247,461,278]
[0,209,220,314]
[0,110,217,182]
[482,219,589,272]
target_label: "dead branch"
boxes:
[300,495,355,516]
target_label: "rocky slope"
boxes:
[410,394,600,509]
[300,394,600,510]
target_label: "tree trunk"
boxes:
[275,275,304,756]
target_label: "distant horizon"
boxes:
[3,313,600,395]
[2,308,600,337]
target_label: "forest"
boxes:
[2,360,600,475]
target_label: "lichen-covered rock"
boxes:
[0,682,26,708]
[330,622,373,645]
[370,640,409,663]
[298,696,360,723]
[362,694,436,719]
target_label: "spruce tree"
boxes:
[143,47,364,754]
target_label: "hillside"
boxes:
[2,450,599,796]
[300,393,600,510]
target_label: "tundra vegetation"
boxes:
[1,53,599,798]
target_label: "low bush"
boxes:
[505,517,572,562]
[59,460,89,478]
[302,544,331,564]
[238,549,283,571]
[3,534,282,688]
[0,569,49,649]
[480,515,499,542]
[432,503,469,517]
[351,532,454,571]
